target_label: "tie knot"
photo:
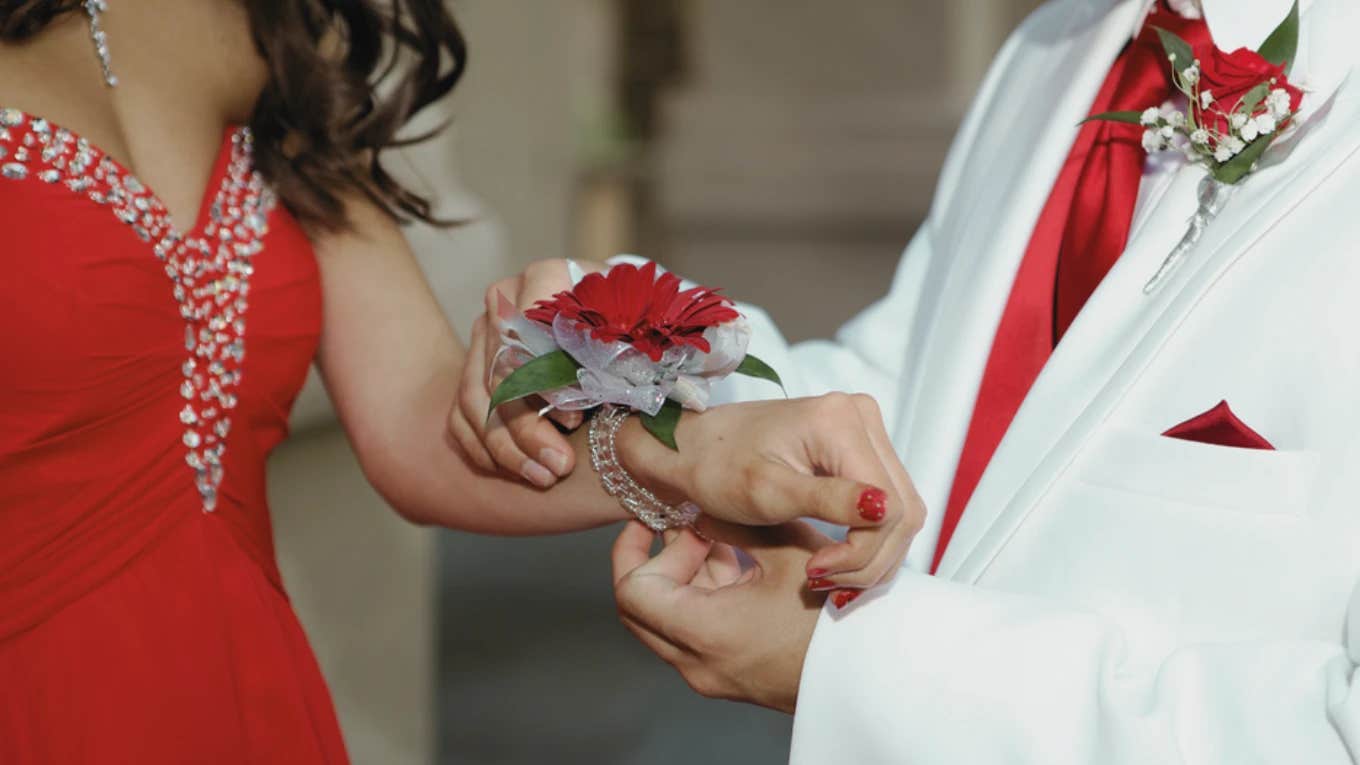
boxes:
[1117,4,1213,113]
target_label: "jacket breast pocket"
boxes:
[1072,425,1320,517]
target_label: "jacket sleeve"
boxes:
[709,228,933,424]
[790,570,1360,764]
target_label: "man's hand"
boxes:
[612,519,835,713]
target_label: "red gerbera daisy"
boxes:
[525,262,739,361]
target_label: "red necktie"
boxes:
[930,4,1212,573]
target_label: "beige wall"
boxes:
[655,0,1041,341]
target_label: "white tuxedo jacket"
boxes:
[704,0,1360,761]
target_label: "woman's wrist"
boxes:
[614,413,692,506]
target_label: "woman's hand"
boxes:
[447,258,605,487]
[611,519,834,713]
[617,393,925,591]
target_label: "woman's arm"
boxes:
[311,195,922,591]
[313,196,634,534]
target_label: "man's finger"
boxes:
[697,542,746,590]
[612,521,657,585]
[646,527,714,583]
[611,525,713,633]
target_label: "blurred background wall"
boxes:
[268,1,1040,763]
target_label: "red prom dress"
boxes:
[0,108,350,763]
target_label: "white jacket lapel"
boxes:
[936,0,1359,582]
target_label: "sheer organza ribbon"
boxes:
[493,291,752,416]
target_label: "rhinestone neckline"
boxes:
[0,107,275,513]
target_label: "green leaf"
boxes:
[735,353,786,395]
[1080,110,1146,126]
[487,350,581,416]
[1153,26,1195,75]
[1212,134,1277,184]
[1258,0,1300,75]
[1237,82,1271,115]
[640,400,683,451]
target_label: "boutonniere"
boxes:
[488,261,783,449]
[1088,0,1302,292]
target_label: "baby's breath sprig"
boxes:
[1084,1,1302,185]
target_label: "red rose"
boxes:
[1193,43,1303,136]
[526,261,739,362]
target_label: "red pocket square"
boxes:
[1162,400,1275,450]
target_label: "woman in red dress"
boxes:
[0,2,918,762]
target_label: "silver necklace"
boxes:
[83,0,118,87]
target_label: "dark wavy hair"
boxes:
[0,0,466,231]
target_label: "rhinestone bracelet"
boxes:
[588,406,700,532]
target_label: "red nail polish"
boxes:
[832,590,863,609]
[857,487,887,522]
[807,568,828,578]
[808,578,835,591]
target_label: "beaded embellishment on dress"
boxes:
[0,108,275,512]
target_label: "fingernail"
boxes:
[539,448,570,476]
[521,459,557,488]
[807,578,836,591]
[832,590,862,609]
[857,487,887,522]
[807,568,828,578]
